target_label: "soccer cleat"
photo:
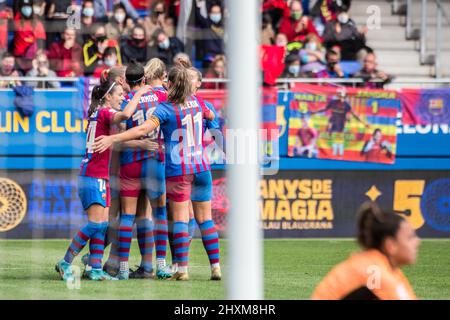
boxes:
[55,260,75,281]
[103,261,119,277]
[167,271,189,281]
[156,266,173,279]
[210,266,222,281]
[129,266,155,279]
[117,269,129,280]
[87,269,118,281]
[81,253,89,266]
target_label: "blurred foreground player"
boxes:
[312,202,420,300]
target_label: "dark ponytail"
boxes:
[357,201,404,251]
[88,80,117,117]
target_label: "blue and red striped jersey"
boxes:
[120,88,165,165]
[152,96,212,177]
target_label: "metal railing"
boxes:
[0,76,450,90]
[405,0,450,77]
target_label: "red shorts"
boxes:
[166,171,212,203]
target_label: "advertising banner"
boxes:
[1,170,449,239]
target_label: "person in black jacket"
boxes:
[148,28,184,68]
[193,0,225,68]
[120,25,152,65]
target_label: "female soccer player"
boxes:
[93,66,216,281]
[114,61,173,280]
[144,58,168,99]
[55,80,150,281]
[188,66,221,280]
[311,202,420,300]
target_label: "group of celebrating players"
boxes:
[55,57,221,282]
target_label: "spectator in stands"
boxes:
[48,27,84,77]
[13,0,46,73]
[0,2,13,55]
[93,47,120,78]
[120,25,151,64]
[32,0,45,18]
[147,28,184,67]
[281,52,301,78]
[313,48,348,78]
[194,0,225,68]
[105,3,134,41]
[0,52,22,88]
[77,0,98,45]
[203,54,226,89]
[45,0,72,47]
[262,14,275,45]
[322,6,367,61]
[26,51,61,88]
[275,33,288,48]
[83,24,121,76]
[93,0,141,23]
[299,33,325,74]
[354,52,392,89]
[143,0,175,42]
[278,0,320,43]
[262,0,289,30]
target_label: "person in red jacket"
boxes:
[13,0,46,72]
[48,27,84,77]
[278,0,320,43]
[0,2,12,55]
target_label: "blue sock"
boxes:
[153,206,168,265]
[136,219,155,273]
[118,213,135,271]
[199,220,220,267]
[173,221,190,270]
[188,218,197,241]
[88,222,108,269]
[64,221,100,264]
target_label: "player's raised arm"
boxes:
[112,85,152,124]
[93,116,159,153]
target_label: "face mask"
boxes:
[305,42,317,51]
[291,12,302,20]
[21,6,33,18]
[289,65,300,75]
[33,5,42,15]
[209,13,222,24]
[83,7,94,17]
[338,13,349,24]
[114,12,126,23]
[104,58,117,67]
[158,38,170,50]
[132,38,145,46]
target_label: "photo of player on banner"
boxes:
[287,84,400,164]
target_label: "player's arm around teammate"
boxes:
[55,81,150,281]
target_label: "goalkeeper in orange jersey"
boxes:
[312,202,420,300]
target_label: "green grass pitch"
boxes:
[0,239,449,300]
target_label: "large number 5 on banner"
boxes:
[393,180,425,229]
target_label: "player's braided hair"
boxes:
[144,58,166,82]
[88,80,117,118]
[357,201,404,252]
[167,65,192,105]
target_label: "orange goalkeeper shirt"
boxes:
[311,249,417,300]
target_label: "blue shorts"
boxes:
[166,170,212,202]
[120,158,166,200]
[78,176,110,210]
